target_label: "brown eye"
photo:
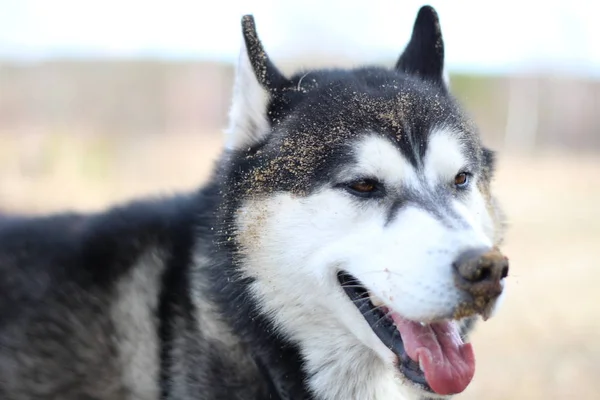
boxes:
[344,179,383,198]
[454,172,470,188]
[350,180,376,193]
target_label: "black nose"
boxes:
[453,247,509,307]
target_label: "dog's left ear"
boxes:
[396,6,447,87]
[225,15,290,151]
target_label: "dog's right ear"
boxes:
[395,6,447,87]
[225,15,289,151]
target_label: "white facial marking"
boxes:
[454,188,496,244]
[344,135,418,190]
[234,133,499,399]
[425,129,496,243]
[236,193,418,400]
[424,129,468,186]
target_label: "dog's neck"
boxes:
[233,277,422,400]
[280,318,420,400]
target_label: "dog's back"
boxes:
[0,197,195,399]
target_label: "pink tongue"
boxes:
[391,314,475,395]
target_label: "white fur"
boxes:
[424,130,467,186]
[443,69,451,89]
[426,129,496,243]
[225,41,271,151]
[111,251,166,399]
[344,135,418,190]
[235,133,500,399]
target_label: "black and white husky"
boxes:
[0,5,509,400]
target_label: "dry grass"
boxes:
[0,132,599,399]
[0,132,223,213]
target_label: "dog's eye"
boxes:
[350,180,376,192]
[345,179,382,198]
[454,172,471,189]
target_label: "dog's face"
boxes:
[223,6,508,399]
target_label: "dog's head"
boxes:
[221,6,508,399]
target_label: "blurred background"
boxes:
[0,0,599,398]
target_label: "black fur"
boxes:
[0,195,202,399]
[396,6,445,85]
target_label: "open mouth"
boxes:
[337,271,476,396]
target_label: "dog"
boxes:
[0,5,509,400]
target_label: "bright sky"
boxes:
[0,0,598,77]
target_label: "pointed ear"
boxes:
[225,15,289,151]
[396,6,445,86]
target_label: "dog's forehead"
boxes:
[236,68,480,195]
[276,69,477,158]
[274,68,475,146]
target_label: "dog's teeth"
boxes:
[419,321,427,327]
[369,292,384,307]
[419,357,425,371]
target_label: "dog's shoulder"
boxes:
[0,191,205,318]
[0,191,215,398]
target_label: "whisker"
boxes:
[348,297,370,305]
[371,310,394,328]
[339,284,368,289]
